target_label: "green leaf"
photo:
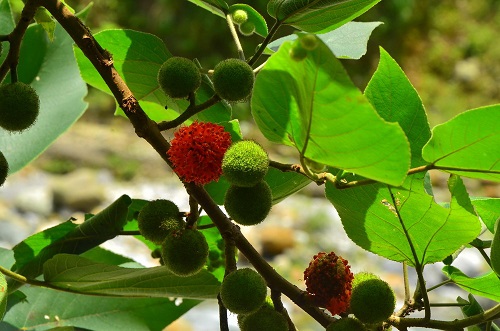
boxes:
[266,167,311,204]
[0,24,88,174]
[422,105,500,182]
[471,197,500,233]
[0,272,6,320]
[34,8,56,40]
[457,294,500,331]
[229,4,268,37]
[252,40,410,186]
[0,0,14,38]
[12,195,131,280]
[268,21,382,60]
[267,0,381,33]
[186,0,228,17]
[326,174,481,266]
[43,254,220,300]
[365,48,431,168]
[443,266,500,302]
[491,219,500,277]
[74,29,230,124]
[0,285,199,331]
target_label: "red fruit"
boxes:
[167,121,232,185]
[303,252,354,315]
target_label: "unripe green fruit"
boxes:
[289,42,308,62]
[238,21,255,36]
[238,303,288,331]
[231,9,248,25]
[326,317,366,331]
[157,56,201,99]
[220,268,267,314]
[161,228,209,277]
[224,181,272,226]
[0,151,8,187]
[299,34,319,51]
[212,58,254,101]
[350,278,396,324]
[0,82,40,132]
[222,140,269,187]
[137,199,184,244]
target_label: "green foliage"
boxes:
[222,140,269,187]
[0,150,7,186]
[350,278,396,324]
[491,219,500,276]
[1,1,500,330]
[220,268,267,314]
[157,56,202,99]
[326,317,366,331]
[161,228,209,277]
[212,58,255,101]
[224,181,272,225]
[137,199,184,244]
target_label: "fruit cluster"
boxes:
[220,268,288,330]
[222,140,272,226]
[137,199,209,277]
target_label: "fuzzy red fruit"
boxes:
[167,121,231,185]
[303,252,354,316]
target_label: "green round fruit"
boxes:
[239,21,255,36]
[231,9,248,25]
[289,42,308,62]
[350,278,396,324]
[299,34,319,51]
[137,199,184,244]
[157,57,201,99]
[161,228,209,276]
[0,82,40,132]
[212,58,254,102]
[220,268,267,314]
[224,181,272,226]
[326,317,366,331]
[222,140,269,187]
[238,304,288,331]
[0,151,8,187]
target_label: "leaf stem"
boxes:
[426,279,452,293]
[389,188,431,321]
[225,13,245,61]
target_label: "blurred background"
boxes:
[1,0,499,330]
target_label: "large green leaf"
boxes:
[0,285,199,331]
[43,254,220,300]
[0,23,88,174]
[267,0,381,33]
[471,197,500,233]
[365,48,431,168]
[252,40,410,186]
[12,195,131,280]
[74,29,230,124]
[422,106,500,182]
[326,174,481,266]
[268,21,382,60]
[442,266,500,302]
[186,0,228,17]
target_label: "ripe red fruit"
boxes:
[167,121,232,185]
[303,252,354,315]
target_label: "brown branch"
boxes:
[42,0,332,327]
